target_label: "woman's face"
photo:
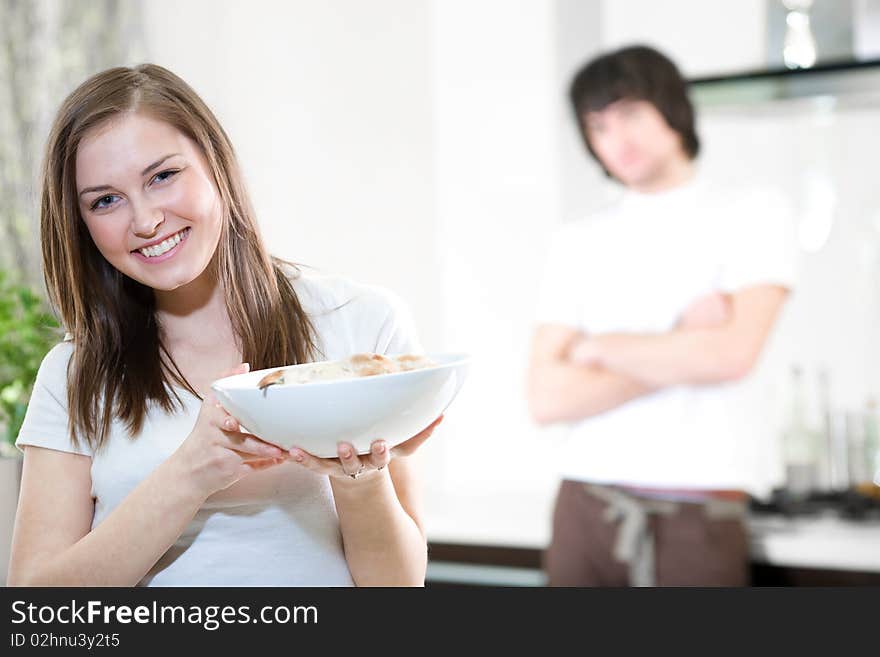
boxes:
[76,112,223,291]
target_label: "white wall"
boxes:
[601,0,767,76]
[556,0,617,222]
[426,0,568,521]
[140,0,440,348]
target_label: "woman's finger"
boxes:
[222,431,286,458]
[238,457,286,477]
[368,440,391,471]
[216,413,247,433]
[336,442,364,478]
[229,449,287,464]
[288,448,340,477]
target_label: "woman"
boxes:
[7,64,440,586]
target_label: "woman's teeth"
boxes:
[139,227,189,257]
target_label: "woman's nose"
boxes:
[132,203,164,238]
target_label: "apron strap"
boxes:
[582,483,678,587]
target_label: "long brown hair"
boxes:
[40,63,318,452]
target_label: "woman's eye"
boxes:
[91,195,119,210]
[151,169,179,185]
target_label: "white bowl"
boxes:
[210,353,469,457]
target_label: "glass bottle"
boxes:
[856,399,880,498]
[781,365,819,498]
[815,367,832,491]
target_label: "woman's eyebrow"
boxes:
[140,152,180,176]
[78,153,182,197]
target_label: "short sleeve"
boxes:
[371,287,424,355]
[534,226,581,328]
[14,341,92,458]
[718,187,798,293]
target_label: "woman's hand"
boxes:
[288,415,444,481]
[171,362,288,498]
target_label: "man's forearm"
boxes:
[529,360,655,425]
[579,285,789,387]
[586,330,748,388]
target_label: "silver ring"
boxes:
[347,463,366,480]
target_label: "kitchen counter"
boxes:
[424,490,880,585]
[748,512,880,573]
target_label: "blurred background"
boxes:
[2,0,880,585]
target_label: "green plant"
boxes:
[0,270,62,451]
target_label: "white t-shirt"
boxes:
[15,270,422,586]
[536,174,797,497]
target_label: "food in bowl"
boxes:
[210,352,469,456]
[256,352,436,392]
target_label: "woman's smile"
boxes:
[130,226,192,264]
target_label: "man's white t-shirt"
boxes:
[15,270,422,586]
[536,174,797,497]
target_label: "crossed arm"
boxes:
[527,284,789,425]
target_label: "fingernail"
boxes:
[223,418,234,429]
[291,449,304,462]
[375,443,386,454]
[340,447,351,458]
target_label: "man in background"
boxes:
[528,45,796,586]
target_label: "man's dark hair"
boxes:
[569,45,700,174]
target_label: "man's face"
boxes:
[583,98,688,187]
